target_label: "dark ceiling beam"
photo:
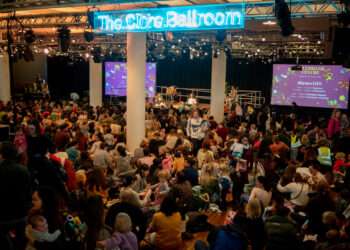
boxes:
[0,0,169,13]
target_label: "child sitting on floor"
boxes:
[153,170,170,205]
[97,212,138,250]
[28,215,61,243]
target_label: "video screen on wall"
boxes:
[104,62,156,97]
[271,64,350,109]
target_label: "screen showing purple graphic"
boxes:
[105,62,156,97]
[271,64,350,109]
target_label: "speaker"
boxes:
[332,28,350,67]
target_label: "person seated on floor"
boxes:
[97,213,138,250]
[147,193,183,250]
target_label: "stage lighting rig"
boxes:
[275,0,295,37]
[84,30,94,42]
[338,0,350,27]
[216,30,226,44]
[91,46,102,63]
[24,29,35,44]
[57,26,71,53]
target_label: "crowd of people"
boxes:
[0,96,350,250]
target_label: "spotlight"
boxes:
[24,29,36,44]
[275,0,295,37]
[57,26,71,53]
[338,0,350,27]
[216,30,226,43]
[84,30,94,42]
[91,46,102,63]
[44,48,49,54]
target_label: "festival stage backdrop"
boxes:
[271,64,350,109]
[104,62,156,97]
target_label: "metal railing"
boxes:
[236,90,266,108]
[157,86,266,108]
[157,86,210,103]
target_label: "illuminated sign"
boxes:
[93,3,245,33]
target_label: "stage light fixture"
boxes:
[216,30,226,43]
[91,46,102,63]
[57,26,71,53]
[24,29,36,44]
[84,30,94,42]
[275,0,295,37]
[339,0,350,26]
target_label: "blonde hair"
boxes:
[115,212,132,233]
[245,198,262,219]
[158,170,170,180]
[335,152,346,160]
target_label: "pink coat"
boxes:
[327,117,340,138]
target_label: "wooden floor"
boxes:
[183,211,227,250]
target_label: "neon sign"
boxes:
[93,3,245,33]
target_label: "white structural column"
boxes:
[89,58,103,107]
[0,54,11,103]
[126,32,146,153]
[210,51,227,123]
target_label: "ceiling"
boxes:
[0,0,345,60]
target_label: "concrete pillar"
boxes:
[89,58,103,107]
[210,51,227,123]
[0,54,11,103]
[126,32,146,153]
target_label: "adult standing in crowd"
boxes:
[0,142,32,250]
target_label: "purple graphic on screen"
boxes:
[105,62,156,97]
[271,64,350,109]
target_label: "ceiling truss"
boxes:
[0,0,343,30]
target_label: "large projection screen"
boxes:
[271,64,350,109]
[104,62,156,97]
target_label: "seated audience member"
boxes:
[265,196,300,250]
[148,194,183,250]
[114,145,133,177]
[0,94,349,250]
[92,142,112,170]
[277,173,311,207]
[248,176,272,208]
[97,213,138,250]
[182,157,199,187]
[28,215,61,243]
[172,151,185,174]
[297,163,327,189]
[105,189,147,241]
[197,142,214,169]
[244,199,265,250]
[195,214,249,250]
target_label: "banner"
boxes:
[94,3,245,33]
